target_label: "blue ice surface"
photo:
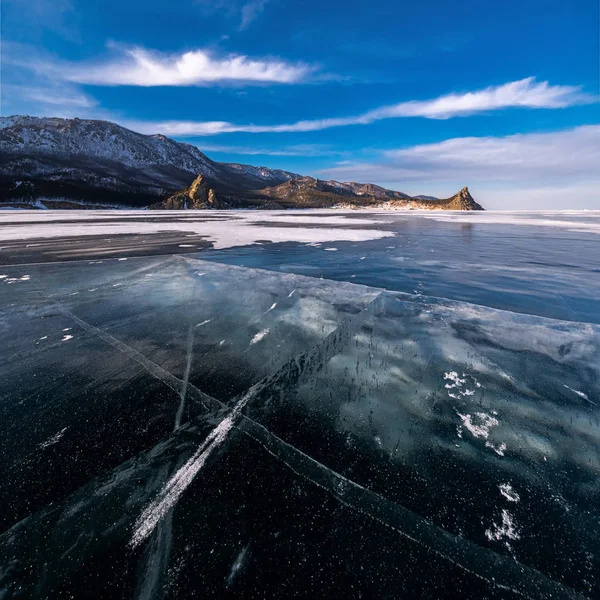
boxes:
[200,215,600,324]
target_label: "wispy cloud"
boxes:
[22,45,312,87]
[195,142,344,156]
[128,78,591,135]
[319,125,600,184]
[239,0,270,30]
[5,84,97,109]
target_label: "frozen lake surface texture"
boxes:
[0,210,599,599]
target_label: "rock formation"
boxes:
[150,175,229,210]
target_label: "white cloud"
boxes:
[35,46,311,87]
[127,77,591,135]
[317,126,600,209]
[368,77,588,119]
[239,0,270,30]
[322,125,600,183]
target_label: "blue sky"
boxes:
[2,0,599,208]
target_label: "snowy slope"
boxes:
[0,116,299,201]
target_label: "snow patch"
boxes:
[4,274,30,284]
[563,385,591,402]
[486,441,507,456]
[499,483,520,502]
[485,509,520,549]
[457,412,498,440]
[250,329,269,345]
[39,427,67,449]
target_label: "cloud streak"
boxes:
[36,45,311,86]
[319,125,600,184]
[5,83,97,109]
[128,77,591,135]
[195,142,344,156]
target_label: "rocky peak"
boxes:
[445,187,484,210]
[150,174,229,210]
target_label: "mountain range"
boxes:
[0,116,484,210]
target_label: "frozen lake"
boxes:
[0,210,598,598]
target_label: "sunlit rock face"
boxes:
[150,176,231,210]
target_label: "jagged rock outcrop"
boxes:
[150,175,230,209]
[437,187,484,210]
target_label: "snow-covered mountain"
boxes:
[0,116,482,210]
[0,116,299,205]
